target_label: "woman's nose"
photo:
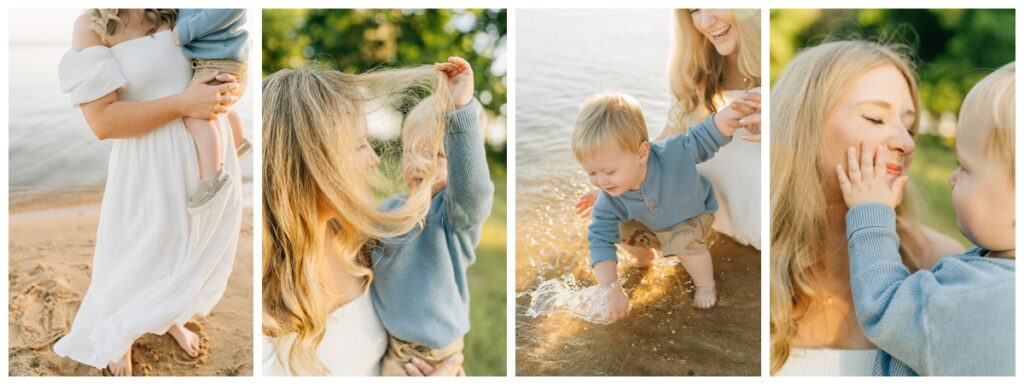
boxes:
[696,12,715,29]
[887,125,916,157]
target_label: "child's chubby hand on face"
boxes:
[435,56,475,108]
[835,143,911,209]
[713,89,761,141]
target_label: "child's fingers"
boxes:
[730,99,758,114]
[860,142,875,182]
[847,147,862,185]
[892,176,910,206]
[875,145,888,183]
[836,164,852,193]
[448,56,471,72]
[741,92,761,104]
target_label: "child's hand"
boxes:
[605,283,630,323]
[172,26,180,46]
[835,143,910,209]
[712,91,760,138]
[435,57,474,108]
[574,189,599,218]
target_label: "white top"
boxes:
[52,30,243,369]
[263,291,388,376]
[776,348,876,376]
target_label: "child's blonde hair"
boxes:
[959,62,1015,180]
[770,40,929,374]
[90,9,177,45]
[669,9,760,128]
[262,64,450,375]
[571,93,649,162]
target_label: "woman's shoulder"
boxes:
[72,12,105,51]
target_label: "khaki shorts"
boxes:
[619,212,715,257]
[379,335,464,376]
[190,58,247,86]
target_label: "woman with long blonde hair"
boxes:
[54,9,244,376]
[261,61,467,376]
[770,40,962,375]
[574,9,762,308]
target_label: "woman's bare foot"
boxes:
[167,323,201,358]
[693,284,717,309]
[108,349,132,376]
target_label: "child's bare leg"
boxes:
[184,117,223,180]
[621,244,655,266]
[676,251,717,308]
[226,109,244,146]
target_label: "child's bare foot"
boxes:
[108,349,132,376]
[693,284,717,309]
[167,323,200,358]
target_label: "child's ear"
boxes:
[638,141,651,163]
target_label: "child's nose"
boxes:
[948,169,958,188]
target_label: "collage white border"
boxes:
[1,0,1021,383]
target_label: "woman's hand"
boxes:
[178,74,239,120]
[835,143,910,209]
[575,189,600,218]
[436,57,474,108]
[737,89,761,142]
[403,354,466,376]
[713,91,761,138]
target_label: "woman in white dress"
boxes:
[261,66,463,376]
[769,40,962,376]
[53,9,244,376]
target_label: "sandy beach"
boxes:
[8,191,253,376]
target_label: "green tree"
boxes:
[263,9,507,165]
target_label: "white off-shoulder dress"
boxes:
[262,292,388,376]
[52,30,242,369]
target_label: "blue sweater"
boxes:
[175,9,249,61]
[370,102,494,349]
[587,115,730,266]
[846,203,1015,376]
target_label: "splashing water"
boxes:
[522,275,617,325]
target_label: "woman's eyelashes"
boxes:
[862,115,883,125]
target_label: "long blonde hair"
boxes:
[769,40,928,374]
[262,64,451,375]
[90,9,176,45]
[669,9,760,127]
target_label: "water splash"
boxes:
[522,274,620,325]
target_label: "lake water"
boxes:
[515,9,759,376]
[8,42,254,205]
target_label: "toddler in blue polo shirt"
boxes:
[571,92,758,322]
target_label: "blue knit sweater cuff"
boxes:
[846,203,897,240]
[446,100,478,134]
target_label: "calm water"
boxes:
[8,43,254,204]
[515,10,759,376]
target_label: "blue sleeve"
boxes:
[176,9,246,46]
[846,203,1015,375]
[587,194,621,267]
[442,101,494,234]
[663,114,731,164]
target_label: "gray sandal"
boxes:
[187,168,231,214]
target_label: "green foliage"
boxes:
[262,9,507,164]
[465,171,507,375]
[770,9,1014,114]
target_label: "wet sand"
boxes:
[8,193,253,376]
[516,234,760,376]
